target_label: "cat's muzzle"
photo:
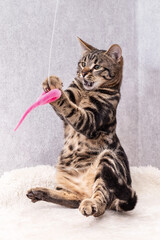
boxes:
[83,79,94,87]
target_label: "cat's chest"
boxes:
[78,91,111,108]
[78,92,92,108]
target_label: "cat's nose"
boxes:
[82,68,91,77]
[82,71,88,77]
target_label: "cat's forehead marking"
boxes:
[83,50,106,63]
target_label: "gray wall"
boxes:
[0,0,160,175]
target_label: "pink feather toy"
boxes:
[14,89,61,131]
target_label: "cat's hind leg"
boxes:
[79,149,137,217]
[97,150,137,212]
[26,187,81,208]
[79,178,109,217]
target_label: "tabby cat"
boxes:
[27,38,137,217]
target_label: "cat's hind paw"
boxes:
[26,187,49,203]
[79,199,98,217]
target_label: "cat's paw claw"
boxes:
[44,88,48,92]
[42,79,50,93]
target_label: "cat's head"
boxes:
[77,38,123,91]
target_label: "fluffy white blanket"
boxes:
[0,165,160,240]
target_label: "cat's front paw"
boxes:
[42,78,50,92]
[79,199,98,217]
[42,76,63,92]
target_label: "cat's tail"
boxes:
[110,188,137,212]
[118,190,137,211]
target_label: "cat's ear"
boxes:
[77,37,96,53]
[105,44,122,62]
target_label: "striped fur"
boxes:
[27,40,137,217]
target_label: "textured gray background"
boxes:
[0,0,160,175]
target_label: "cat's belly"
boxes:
[59,124,119,170]
[56,124,122,198]
[55,162,98,199]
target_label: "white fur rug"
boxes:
[0,165,160,240]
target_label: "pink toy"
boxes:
[14,89,61,131]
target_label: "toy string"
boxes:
[14,0,60,131]
[48,0,59,83]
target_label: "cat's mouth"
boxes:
[83,79,95,90]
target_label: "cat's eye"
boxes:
[81,62,86,67]
[94,65,100,70]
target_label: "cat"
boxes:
[27,38,137,217]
